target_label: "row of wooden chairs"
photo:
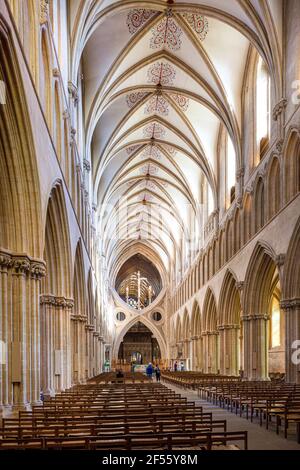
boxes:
[88,372,151,384]
[0,382,248,450]
[162,371,241,390]
[198,381,300,443]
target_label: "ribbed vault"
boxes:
[69,0,283,288]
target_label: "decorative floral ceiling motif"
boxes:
[139,164,159,176]
[138,192,153,202]
[150,12,182,51]
[143,123,166,139]
[147,62,176,86]
[144,95,169,116]
[141,146,162,160]
[169,93,190,112]
[181,13,209,41]
[127,9,157,35]
[126,144,143,155]
[126,92,148,108]
[139,180,157,190]
[163,144,177,156]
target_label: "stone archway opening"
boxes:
[117,321,161,367]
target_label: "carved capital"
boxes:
[65,298,74,309]
[0,252,13,269]
[83,158,91,172]
[245,183,254,195]
[68,82,79,106]
[30,261,47,279]
[53,68,60,78]
[236,166,245,179]
[63,110,70,120]
[275,254,285,267]
[40,295,56,306]
[280,298,300,310]
[13,257,31,275]
[276,139,284,154]
[236,281,244,292]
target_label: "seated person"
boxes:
[116,369,124,378]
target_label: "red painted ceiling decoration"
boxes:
[127,9,157,35]
[126,92,148,108]
[139,180,157,190]
[147,62,176,86]
[143,123,166,139]
[138,192,154,201]
[150,11,182,51]
[144,95,169,116]
[169,93,190,112]
[181,12,209,41]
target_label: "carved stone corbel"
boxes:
[273,98,287,121]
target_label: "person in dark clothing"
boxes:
[155,365,161,382]
[146,363,153,379]
[174,361,178,372]
[116,369,124,378]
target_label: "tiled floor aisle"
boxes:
[163,382,300,450]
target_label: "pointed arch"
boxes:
[203,287,218,332]
[283,216,300,300]
[54,80,62,162]
[219,270,241,326]
[40,27,52,128]
[73,240,86,315]
[243,241,279,315]
[0,17,42,256]
[202,287,219,373]
[191,300,201,337]
[267,156,281,219]
[182,308,191,340]
[42,181,72,297]
[254,177,265,232]
[112,316,167,360]
[284,129,300,202]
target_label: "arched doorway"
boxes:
[118,321,161,366]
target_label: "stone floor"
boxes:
[163,381,300,450]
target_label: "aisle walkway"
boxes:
[163,382,300,450]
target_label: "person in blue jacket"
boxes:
[146,362,153,379]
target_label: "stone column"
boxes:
[93,332,100,376]
[70,315,79,384]
[40,295,73,395]
[219,324,240,375]
[190,336,197,370]
[281,299,300,384]
[0,250,46,413]
[201,332,209,372]
[99,336,104,372]
[218,326,226,374]
[242,314,270,380]
[78,315,87,383]
[208,331,219,373]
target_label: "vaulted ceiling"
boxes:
[70,0,282,283]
